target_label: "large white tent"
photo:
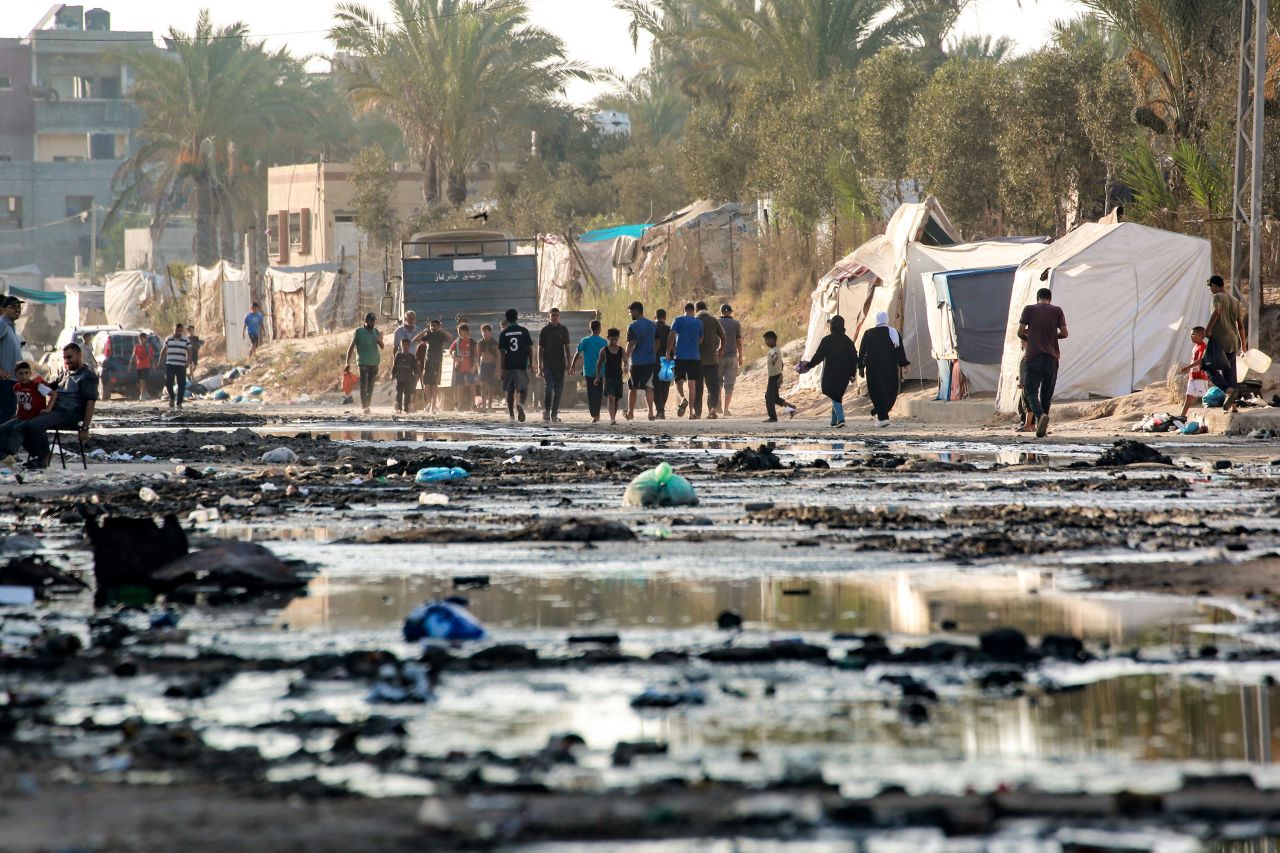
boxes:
[798,197,960,391]
[913,240,1051,395]
[994,222,1213,412]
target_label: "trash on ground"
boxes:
[717,443,784,472]
[260,447,298,464]
[368,661,435,704]
[623,462,698,507]
[403,599,487,642]
[415,466,469,484]
[418,492,450,506]
[1095,439,1173,467]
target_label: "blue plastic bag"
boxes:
[249,386,265,397]
[403,600,486,642]
[415,466,469,484]
[1202,386,1226,408]
[658,357,675,383]
[1181,421,1201,434]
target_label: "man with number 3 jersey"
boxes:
[498,308,535,422]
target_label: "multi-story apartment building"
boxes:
[0,5,158,277]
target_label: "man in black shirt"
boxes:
[498,308,534,422]
[538,307,572,423]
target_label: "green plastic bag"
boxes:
[623,461,698,507]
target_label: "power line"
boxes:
[14,1,527,47]
[0,206,104,237]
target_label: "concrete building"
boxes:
[0,5,159,277]
[266,163,430,267]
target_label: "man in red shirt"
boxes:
[132,333,153,400]
[1017,286,1068,439]
[13,362,50,421]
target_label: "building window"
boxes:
[334,213,355,223]
[0,196,21,229]
[89,133,116,161]
[65,196,94,218]
[0,76,11,90]
[267,213,281,258]
[288,212,302,248]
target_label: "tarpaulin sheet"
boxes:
[9,285,64,304]
[579,224,649,243]
[995,222,1213,411]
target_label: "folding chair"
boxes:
[51,423,87,471]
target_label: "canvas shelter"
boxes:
[994,222,1213,411]
[104,270,169,330]
[798,198,960,391]
[262,263,365,341]
[188,261,252,363]
[913,240,1051,397]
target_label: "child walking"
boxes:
[450,323,479,411]
[762,330,797,422]
[1177,325,1210,419]
[478,324,499,411]
[595,328,627,426]
[392,339,419,413]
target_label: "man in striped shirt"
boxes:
[159,323,191,410]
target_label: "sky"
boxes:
[3,0,1085,104]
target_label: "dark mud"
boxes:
[4,421,1280,849]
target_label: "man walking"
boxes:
[667,302,703,418]
[1204,274,1248,410]
[717,303,744,416]
[0,297,23,422]
[696,301,725,419]
[243,303,265,357]
[1017,287,1068,438]
[346,312,384,414]
[538,307,571,422]
[417,318,452,414]
[499,308,534,422]
[624,301,657,420]
[394,310,420,351]
[653,308,672,419]
[159,323,191,410]
[570,319,607,423]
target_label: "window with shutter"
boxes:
[299,208,312,256]
[278,209,290,263]
[266,213,280,258]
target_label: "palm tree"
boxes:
[1078,0,1236,141]
[331,0,593,207]
[945,33,1016,63]
[618,0,908,96]
[112,11,318,266]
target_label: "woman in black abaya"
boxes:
[858,311,909,427]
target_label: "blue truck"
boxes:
[383,230,595,407]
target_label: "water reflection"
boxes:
[276,570,1232,645]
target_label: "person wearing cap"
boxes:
[345,313,384,414]
[1204,274,1248,410]
[0,296,24,422]
[717,303,744,417]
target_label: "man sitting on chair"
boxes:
[0,343,97,469]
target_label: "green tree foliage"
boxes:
[350,146,400,248]
[908,59,1005,236]
[112,10,320,266]
[331,0,593,207]
[998,45,1135,234]
[854,48,928,206]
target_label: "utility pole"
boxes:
[1230,0,1268,350]
[89,205,97,285]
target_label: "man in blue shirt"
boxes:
[625,301,657,421]
[666,301,704,419]
[0,297,24,422]
[570,319,607,423]
[243,303,265,357]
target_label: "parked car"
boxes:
[96,329,164,400]
[40,324,118,379]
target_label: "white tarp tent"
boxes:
[263,264,357,340]
[537,235,581,312]
[104,270,168,329]
[995,222,1213,411]
[798,198,960,391]
[189,261,252,363]
[912,241,1051,394]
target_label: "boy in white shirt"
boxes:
[763,330,796,422]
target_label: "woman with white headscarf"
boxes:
[858,311,910,427]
